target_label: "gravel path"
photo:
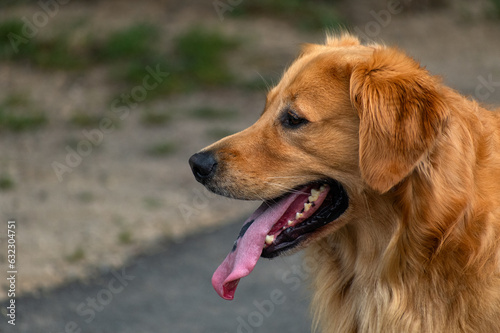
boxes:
[1,220,312,333]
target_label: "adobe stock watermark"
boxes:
[7,0,71,54]
[475,74,500,102]
[231,289,286,333]
[54,267,135,333]
[177,187,222,225]
[230,247,323,333]
[352,0,410,42]
[213,0,243,22]
[51,64,169,182]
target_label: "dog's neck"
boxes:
[308,99,500,332]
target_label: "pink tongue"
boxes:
[212,192,303,300]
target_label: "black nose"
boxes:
[189,151,217,183]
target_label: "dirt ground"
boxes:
[0,0,499,300]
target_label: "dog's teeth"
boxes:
[287,220,294,226]
[265,235,275,245]
[304,203,312,212]
[320,185,326,192]
[296,212,303,220]
[308,192,319,202]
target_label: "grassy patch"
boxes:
[66,247,85,263]
[143,196,162,209]
[30,35,90,69]
[116,56,169,83]
[0,95,47,132]
[69,112,104,128]
[3,94,30,107]
[490,0,500,18]
[230,0,343,30]
[2,0,30,7]
[190,106,237,120]
[0,175,14,191]
[140,109,172,126]
[98,23,159,61]
[110,27,240,100]
[146,141,177,157]
[0,111,46,131]
[113,57,180,98]
[97,24,175,98]
[174,27,239,86]
[0,19,27,60]
[76,191,94,203]
[0,20,160,70]
[0,21,241,100]
[118,230,133,245]
[0,19,89,69]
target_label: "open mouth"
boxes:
[212,180,349,300]
[261,181,349,258]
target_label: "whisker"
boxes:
[245,187,274,206]
[254,70,272,91]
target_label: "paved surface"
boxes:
[1,221,312,333]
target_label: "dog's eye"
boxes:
[282,110,308,129]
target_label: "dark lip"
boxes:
[260,180,349,259]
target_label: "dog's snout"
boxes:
[189,151,217,183]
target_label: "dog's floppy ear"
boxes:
[350,48,449,193]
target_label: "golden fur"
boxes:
[201,34,500,332]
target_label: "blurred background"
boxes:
[0,0,499,331]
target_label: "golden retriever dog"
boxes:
[189,34,500,332]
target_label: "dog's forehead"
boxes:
[264,44,373,113]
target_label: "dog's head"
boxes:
[189,34,449,300]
